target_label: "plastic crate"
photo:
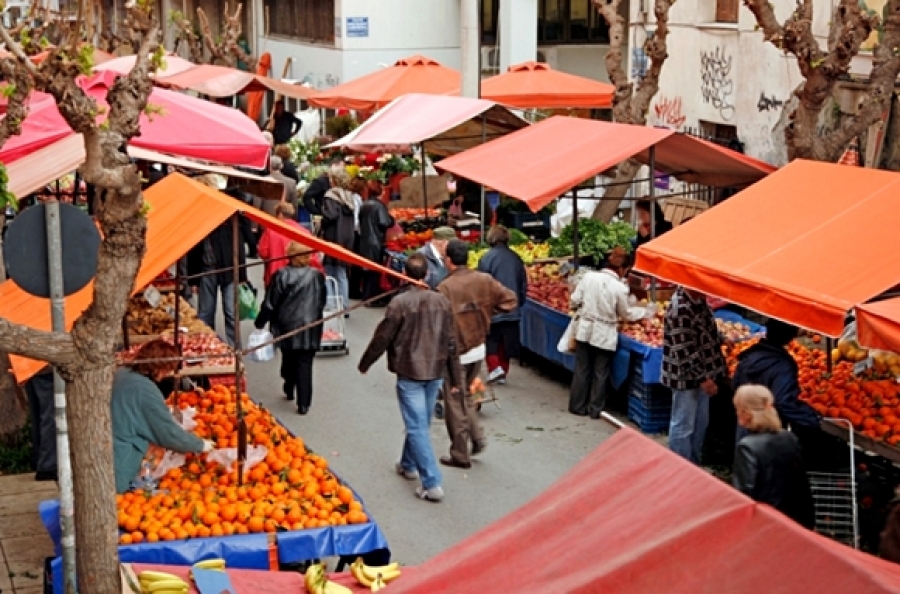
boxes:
[628,396,672,434]
[629,366,672,407]
[504,211,550,231]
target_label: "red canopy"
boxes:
[392,427,900,593]
[858,297,900,353]
[435,116,774,211]
[307,55,460,111]
[155,64,319,101]
[0,72,270,168]
[0,173,413,383]
[479,61,614,109]
[93,54,197,78]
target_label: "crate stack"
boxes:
[626,363,672,434]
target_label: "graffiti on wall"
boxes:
[653,95,686,129]
[757,92,784,112]
[700,47,735,121]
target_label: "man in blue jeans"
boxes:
[661,286,726,465]
[358,253,462,502]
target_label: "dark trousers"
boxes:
[442,361,485,465]
[281,349,315,410]
[569,341,613,416]
[486,321,520,374]
[26,371,57,475]
[362,269,384,301]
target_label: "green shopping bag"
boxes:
[238,284,259,321]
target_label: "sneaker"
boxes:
[415,485,444,502]
[486,367,506,384]
[497,377,507,385]
[395,462,418,481]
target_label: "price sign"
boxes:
[854,357,874,375]
[143,286,161,308]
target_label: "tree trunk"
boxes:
[66,366,119,592]
[0,351,27,447]
[593,160,641,222]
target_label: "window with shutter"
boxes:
[715,0,739,23]
[262,0,335,43]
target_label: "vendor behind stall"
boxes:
[634,200,673,247]
[111,340,213,493]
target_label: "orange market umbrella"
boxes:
[479,61,614,109]
[246,52,271,122]
[308,55,460,111]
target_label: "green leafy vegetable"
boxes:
[548,218,636,261]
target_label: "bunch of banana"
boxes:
[350,558,402,591]
[189,558,226,580]
[138,570,189,594]
[305,562,353,594]
[467,247,488,269]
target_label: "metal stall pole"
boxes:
[480,114,487,238]
[571,189,579,270]
[172,265,183,406]
[231,214,247,485]
[45,201,76,593]
[648,146,657,302]
[420,142,428,212]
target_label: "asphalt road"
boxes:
[230,264,616,565]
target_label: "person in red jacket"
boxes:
[257,202,322,288]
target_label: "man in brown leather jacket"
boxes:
[358,253,462,502]
[437,240,517,468]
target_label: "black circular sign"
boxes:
[5,203,100,298]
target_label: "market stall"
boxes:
[389,426,900,593]
[153,63,320,102]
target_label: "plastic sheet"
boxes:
[520,298,576,371]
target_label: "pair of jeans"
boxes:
[324,263,349,311]
[281,349,315,410]
[669,387,710,464]
[569,341,613,416]
[197,275,236,346]
[396,376,443,490]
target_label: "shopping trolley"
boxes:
[318,276,349,356]
[810,418,859,548]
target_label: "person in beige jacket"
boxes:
[568,251,643,418]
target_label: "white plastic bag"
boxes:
[558,317,578,354]
[207,445,269,474]
[246,329,275,363]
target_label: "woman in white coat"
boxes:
[568,249,642,418]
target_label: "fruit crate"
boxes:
[629,364,673,406]
[627,395,672,434]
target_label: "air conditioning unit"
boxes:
[480,47,500,75]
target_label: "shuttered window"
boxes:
[715,0,739,23]
[263,0,336,44]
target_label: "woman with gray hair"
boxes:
[732,385,815,529]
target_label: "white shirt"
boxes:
[460,343,485,366]
[570,269,640,351]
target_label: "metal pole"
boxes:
[420,142,428,212]
[571,189,579,270]
[648,146,657,302]
[172,265,183,406]
[231,214,246,485]
[45,201,76,594]
[480,115,487,238]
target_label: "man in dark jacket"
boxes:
[438,240,517,468]
[358,253,462,503]
[477,225,527,384]
[358,190,394,301]
[417,226,455,290]
[270,100,302,145]
[733,319,822,458]
[255,242,326,414]
[321,169,357,311]
[302,156,344,216]
[187,216,248,347]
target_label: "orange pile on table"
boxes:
[116,385,368,545]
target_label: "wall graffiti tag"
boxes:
[757,92,784,112]
[700,47,735,120]
[653,95,686,129]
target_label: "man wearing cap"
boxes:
[418,226,455,290]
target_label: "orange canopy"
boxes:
[1,173,412,383]
[479,61,614,109]
[435,116,774,212]
[857,297,900,353]
[155,64,319,101]
[307,55,460,111]
[634,159,900,337]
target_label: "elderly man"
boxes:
[359,253,461,502]
[418,226,456,290]
[437,240,517,468]
[269,155,298,211]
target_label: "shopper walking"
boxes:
[661,286,726,464]
[255,242,327,414]
[437,240,517,468]
[568,250,640,418]
[320,168,356,312]
[732,385,815,529]
[418,226,455,289]
[358,181,394,301]
[477,226,527,384]
[358,253,462,502]
[257,202,322,287]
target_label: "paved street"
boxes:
[238,268,616,565]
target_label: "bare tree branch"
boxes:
[170,9,206,64]
[0,319,78,368]
[198,7,232,66]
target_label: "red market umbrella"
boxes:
[308,55,460,111]
[479,61,615,109]
[0,71,270,168]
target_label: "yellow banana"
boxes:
[350,561,373,588]
[305,562,326,593]
[138,571,183,583]
[370,574,386,592]
[145,580,188,593]
[323,580,354,594]
[193,558,226,570]
[360,563,401,583]
[146,591,188,594]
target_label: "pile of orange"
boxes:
[723,339,900,445]
[116,385,369,545]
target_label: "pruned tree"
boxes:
[170,3,256,69]
[744,0,900,162]
[0,1,162,591]
[591,0,673,221]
